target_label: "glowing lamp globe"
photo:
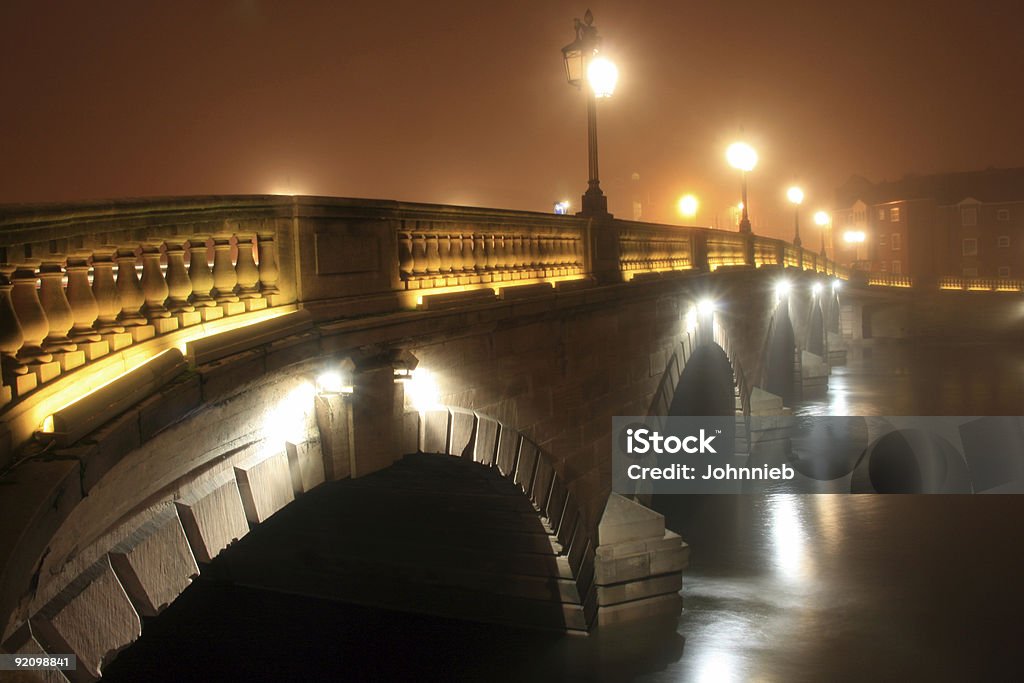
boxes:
[678,194,699,219]
[587,57,618,98]
[787,186,805,205]
[814,210,830,226]
[726,142,758,172]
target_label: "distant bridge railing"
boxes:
[0,196,853,459]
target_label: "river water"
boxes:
[103,341,1024,682]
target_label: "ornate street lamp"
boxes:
[562,9,618,217]
[726,142,758,233]
[813,210,831,258]
[786,186,804,246]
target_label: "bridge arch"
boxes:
[764,294,798,405]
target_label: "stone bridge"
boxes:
[0,196,1017,680]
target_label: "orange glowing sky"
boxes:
[2,1,1022,239]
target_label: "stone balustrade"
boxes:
[618,223,693,278]
[0,198,294,411]
[937,275,1024,292]
[397,225,584,289]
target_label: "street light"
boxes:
[678,194,699,220]
[562,9,617,217]
[726,142,758,233]
[813,210,830,258]
[786,186,804,247]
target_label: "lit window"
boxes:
[962,238,978,256]
[964,267,978,277]
[892,261,901,274]
[961,206,977,226]
[997,209,1010,222]
[999,266,1011,278]
[878,208,886,221]
[890,207,900,222]
[891,234,901,250]
[998,236,1010,248]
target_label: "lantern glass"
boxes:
[562,46,584,87]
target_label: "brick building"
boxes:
[832,168,1024,278]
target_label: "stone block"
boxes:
[79,341,109,362]
[265,333,319,375]
[596,593,682,627]
[220,301,246,317]
[0,384,9,409]
[151,318,178,335]
[30,557,141,682]
[174,475,250,563]
[596,572,682,607]
[53,351,85,372]
[198,306,224,322]
[32,361,61,385]
[127,325,155,343]
[350,365,398,477]
[198,349,266,403]
[14,371,37,397]
[494,427,520,478]
[101,332,133,352]
[79,411,140,493]
[285,439,326,495]
[108,510,199,617]
[449,410,476,458]
[514,440,539,494]
[176,310,202,328]
[472,416,499,466]
[421,409,450,455]
[314,394,352,481]
[234,452,295,524]
[597,493,666,546]
[531,457,555,511]
[244,297,268,312]
[545,479,568,530]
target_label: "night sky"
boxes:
[2,1,1022,238]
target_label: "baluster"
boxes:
[116,248,148,327]
[92,247,124,333]
[425,234,440,274]
[445,233,461,275]
[438,234,453,275]
[165,240,196,327]
[461,234,475,273]
[398,232,414,280]
[527,234,539,270]
[65,253,101,345]
[257,231,281,298]
[484,234,497,271]
[473,234,486,273]
[0,265,30,398]
[411,233,427,276]
[187,236,216,311]
[212,236,240,304]
[234,232,261,300]
[502,234,515,271]
[11,263,51,367]
[140,244,171,323]
[39,257,77,354]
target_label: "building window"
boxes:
[890,207,900,222]
[997,209,1010,222]
[998,236,1010,248]
[880,261,888,271]
[962,238,978,256]
[964,267,978,277]
[892,260,901,274]
[854,210,865,223]
[999,266,1011,278]
[879,234,888,247]
[878,208,886,221]
[891,234,901,250]
[961,206,977,226]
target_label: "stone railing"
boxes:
[866,273,914,288]
[0,197,296,415]
[397,224,584,290]
[937,276,1024,292]
[617,222,693,279]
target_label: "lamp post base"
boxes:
[738,218,752,234]
[578,186,611,218]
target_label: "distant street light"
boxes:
[726,142,758,233]
[554,200,571,215]
[678,194,699,220]
[786,186,804,247]
[562,10,617,217]
[813,210,831,257]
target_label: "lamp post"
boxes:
[786,186,804,247]
[562,10,618,217]
[814,210,830,258]
[726,142,758,233]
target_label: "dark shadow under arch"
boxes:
[765,301,797,404]
[807,299,825,357]
[668,342,736,417]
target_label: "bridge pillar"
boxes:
[349,362,400,478]
[584,216,622,284]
